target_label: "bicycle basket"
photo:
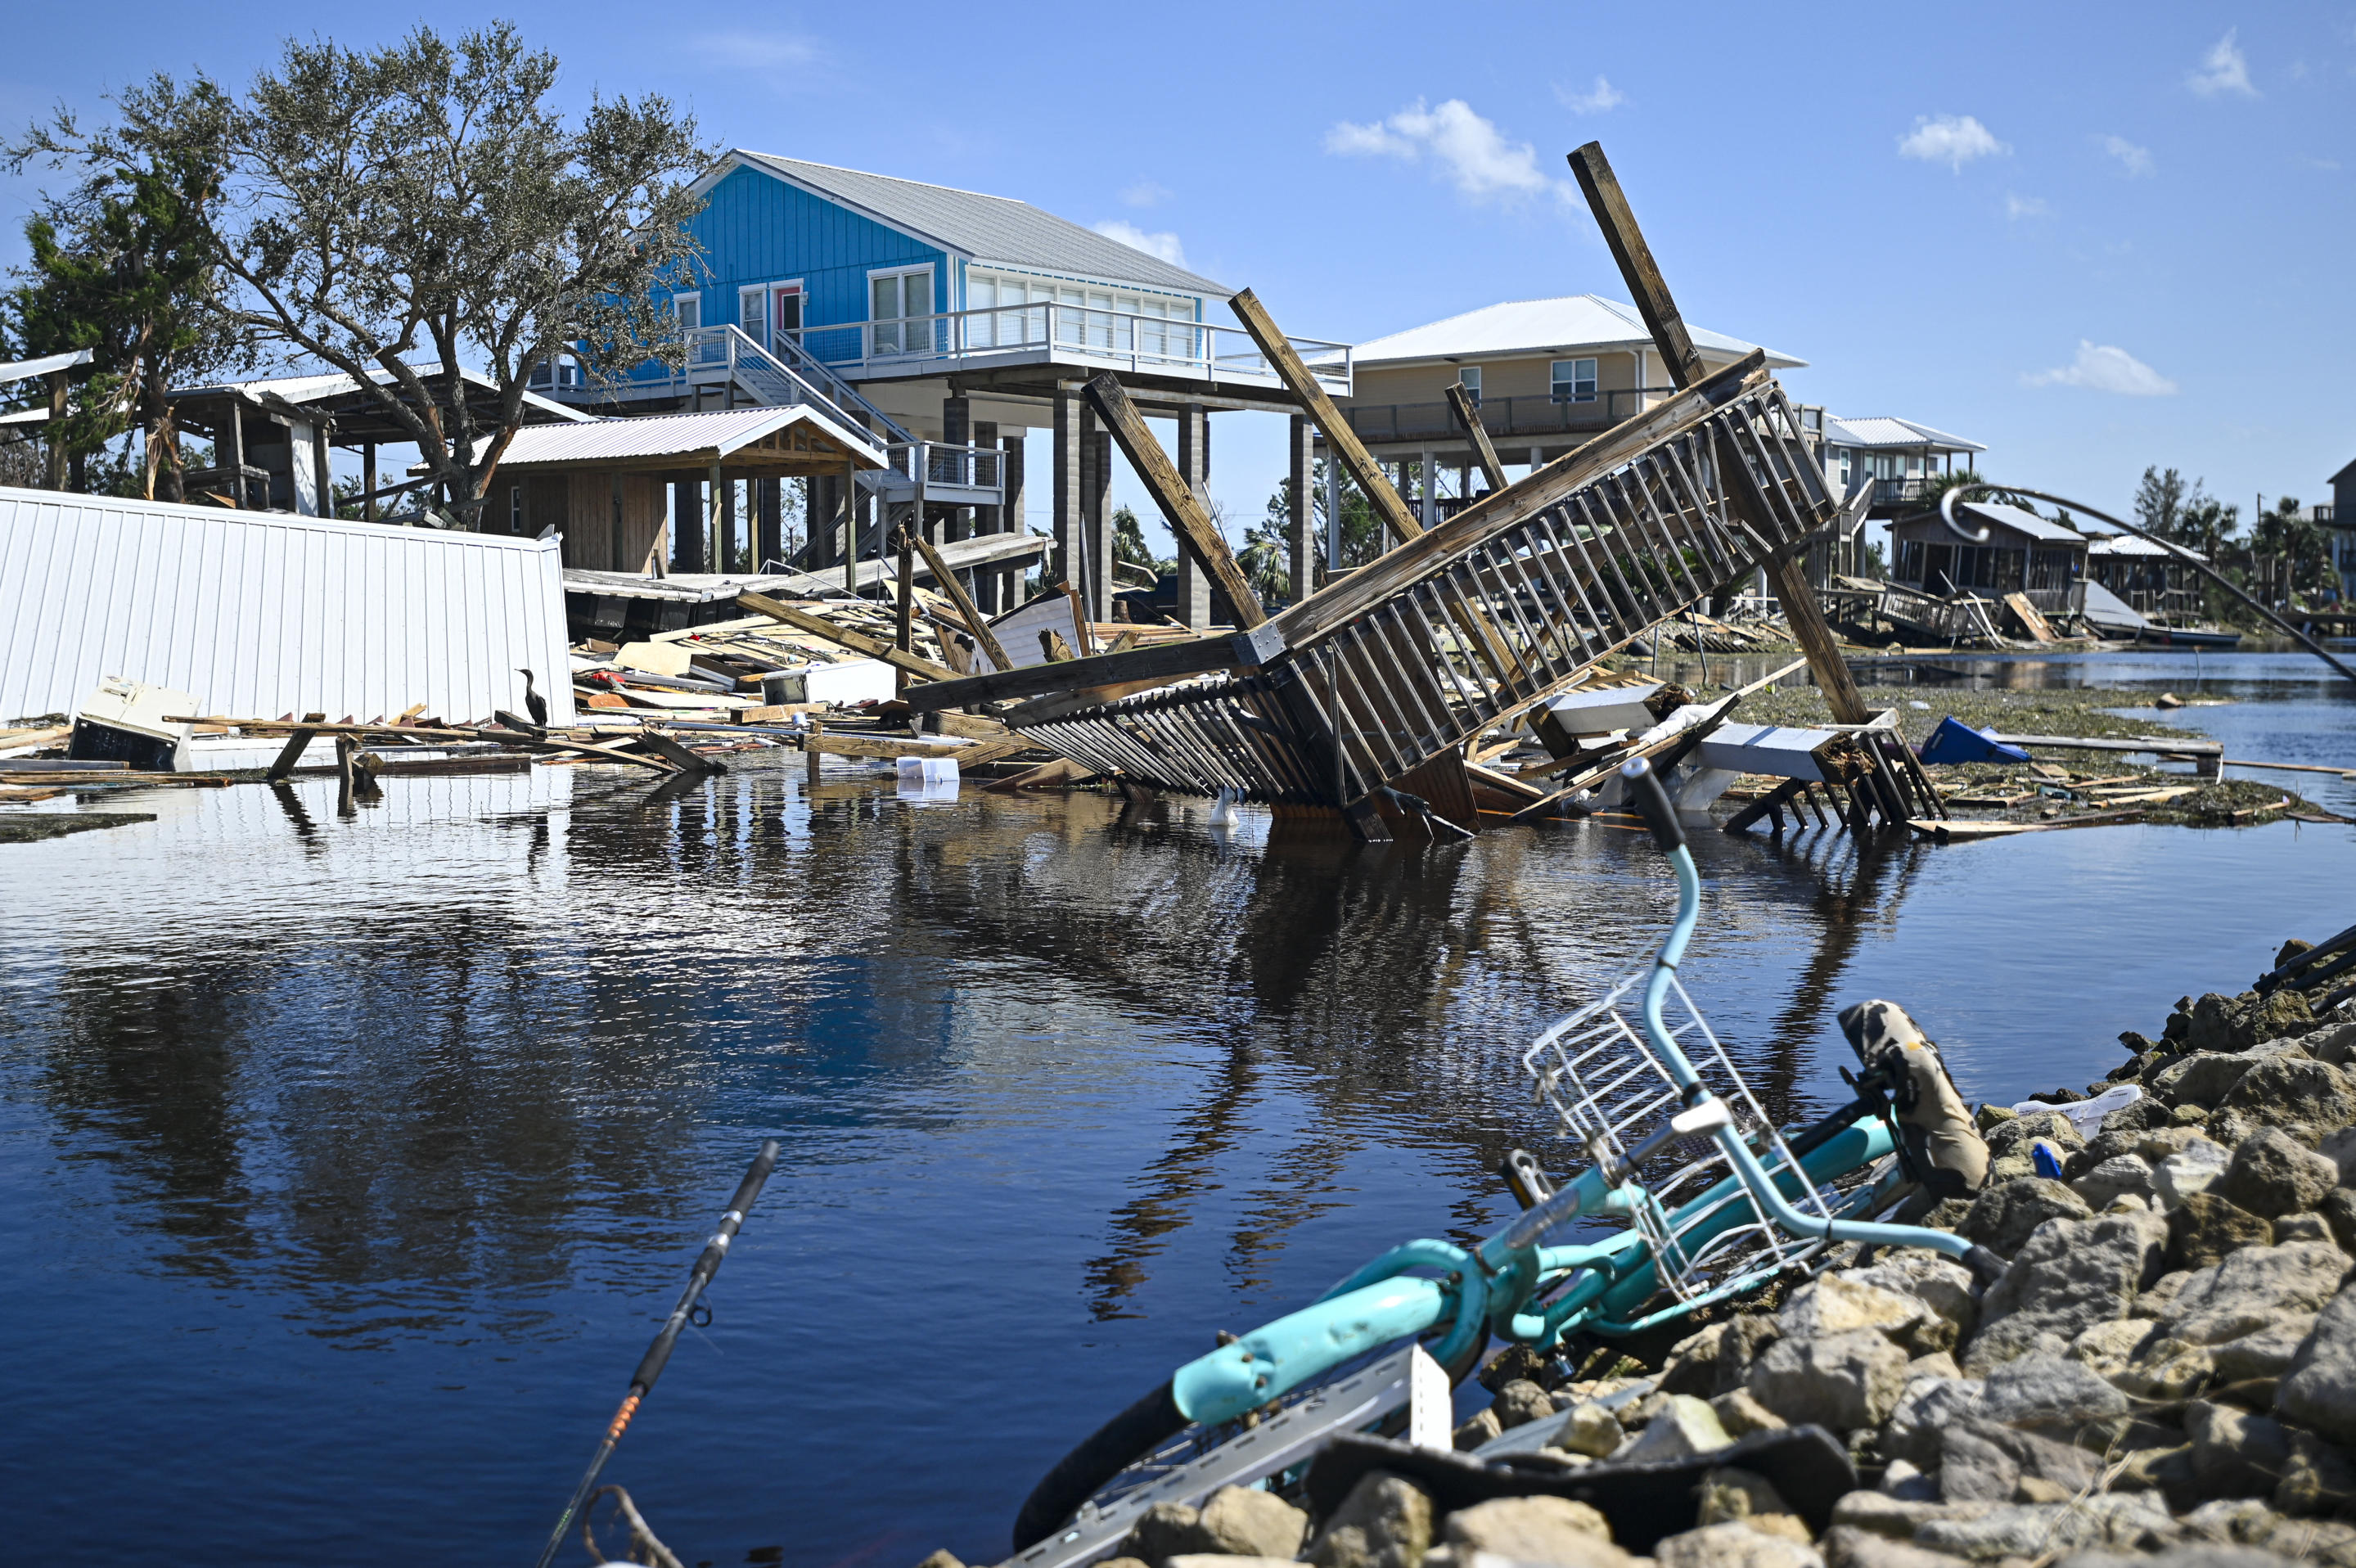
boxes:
[1521,973,1840,1304]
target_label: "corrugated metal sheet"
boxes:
[1351,295,1802,368]
[0,486,575,726]
[498,407,883,469]
[1823,415,1984,453]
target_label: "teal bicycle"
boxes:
[1010,758,2004,1563]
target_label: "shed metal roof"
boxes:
[1349,295,1804,369]
[2088,534,2201,560]
[498,407,885,470]
[1958,501,2084,543]
[0,348,95,384]
[0,484,574,725]
[1823,415,1983,453]
[169,363,592,426]
[726,152,1232,299]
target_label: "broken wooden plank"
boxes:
[1446,382,1508,493]
[1229,287,1421,544]
[1083,372,1266,629]
[2002,592,2057,643]
[910,533,1015,673]
[900,625,1272,714]
[737,591,961,684]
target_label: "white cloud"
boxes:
[1092,219,1187,267]
[2006,193,2050,219]
[2189,29,2257,97]
[1556,75,1627,114]
[688,29,821,68]
[1119,179,1173,209]
[2024,341,2179,395]
[1324,99,1565,204]
[2102,135,2155,177]
[1898,115,2008,171]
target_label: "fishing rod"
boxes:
[1932,483,2356,689]
[532,1139,782,1568]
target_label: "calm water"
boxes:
[2,651,2350,1566]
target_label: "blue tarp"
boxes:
[1917,716,2033,766]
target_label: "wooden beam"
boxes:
[1446,383,1508,493]
[1565,140,1867,725]
[1228,288,1421,544]
[901,627,1269,714]
[736,591,961,683]
[910,533,1015,672]
[1080,372,1265,628]
[265,727,319,781]
[1565,143,1705,388]
[894,526,917,697]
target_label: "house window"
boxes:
[1459,366,1482,407]
[1551,358,1597,403]
[870,268,933,356]
[673,292,701,330]
[738,286,765,341]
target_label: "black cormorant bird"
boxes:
[517,668,549,728]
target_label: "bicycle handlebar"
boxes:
[1621,757,1685,854]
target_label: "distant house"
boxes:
[1819,417,1984,520]
[1327,295,1803,529]
[543,151,1349,620]
[2327,457,2354,601]
[1888,501,2086,611]
[2087,534,2203,618]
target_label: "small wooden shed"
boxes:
[495,406,887,573]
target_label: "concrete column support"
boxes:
[1325,444,1343,574]
[1419,444,1436,531]
[1288,414,1315,604]
[1052,388,1083,596]
[942,394,973,544]
[1174,404,1213,626]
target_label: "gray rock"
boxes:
[1695,1468,1799,1529]
[1750,1327,1909,1433]
[1549,1401,1625,1458]
[2221,1128,2340,1217]
[1654,1524,1822,1568]
[1988,1111,2088,1162]
[1935,1415,2100,1503]
[1714,1314,1785,1399]
[2153,1052,2263,1110]
[1777,1274,1937,1346]
[1877,1459,1940,1502]
[1881,1376,1987,1469]
[2321,1124,2356,1181]
[1618,1394,1732,1463]
[2186,1399,2295,1501]
[1914,1494,2178,1560]
[2166,1194,2273,1273]
[2132,1268,2196,1320]
[1966,1208,2169,1373]
[1661,1325,1731,1398]
[2274,1426,2356,1516]
[1444,1497,1629,1568]
[2213,1057,2356,1147]
[2324,1188,2356,1255]
[1711,1388,1786,1438]
[2056,1550,2291,1568]
[2179,1496,2356,1561]
[1197,1486,1309,1559]
[2277,1213,2333,1245]
[1122,1503,1206,1565]
[1979,1351,2132,1430]
[1827,1492,1990,1541]
[2211,1318,2318,1383]
[1493,1378,1557,1430]
[1452,1408,1501,1451]
[1841,1256,1980,1344]
[2277,1286,2356,1444]
[1957,1178,2092,1256]
[1309,1470,1434,1568]
[2308,1021,2356,1071]
[2163,1243,2350,1346]
[2074,1154,2156,1209]
[1820,1527,1974,1568]
[1905,1351,1962,1382]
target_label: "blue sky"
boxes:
[6,2,2351,543]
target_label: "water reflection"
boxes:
[3,697,2354,1565]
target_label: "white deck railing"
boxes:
[793,301,1353,390]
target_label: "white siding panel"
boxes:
[0,486,574,727]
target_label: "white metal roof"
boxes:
[498,406,885,470]
[0,485,574,726]
[1349,295,1804,370]
[1824,415,1984,453]
[722,152,1232,300]
[0,348,95,383]
[1958,501,2083,543]
[169,363,592,424]
[2088,534,2201,560]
